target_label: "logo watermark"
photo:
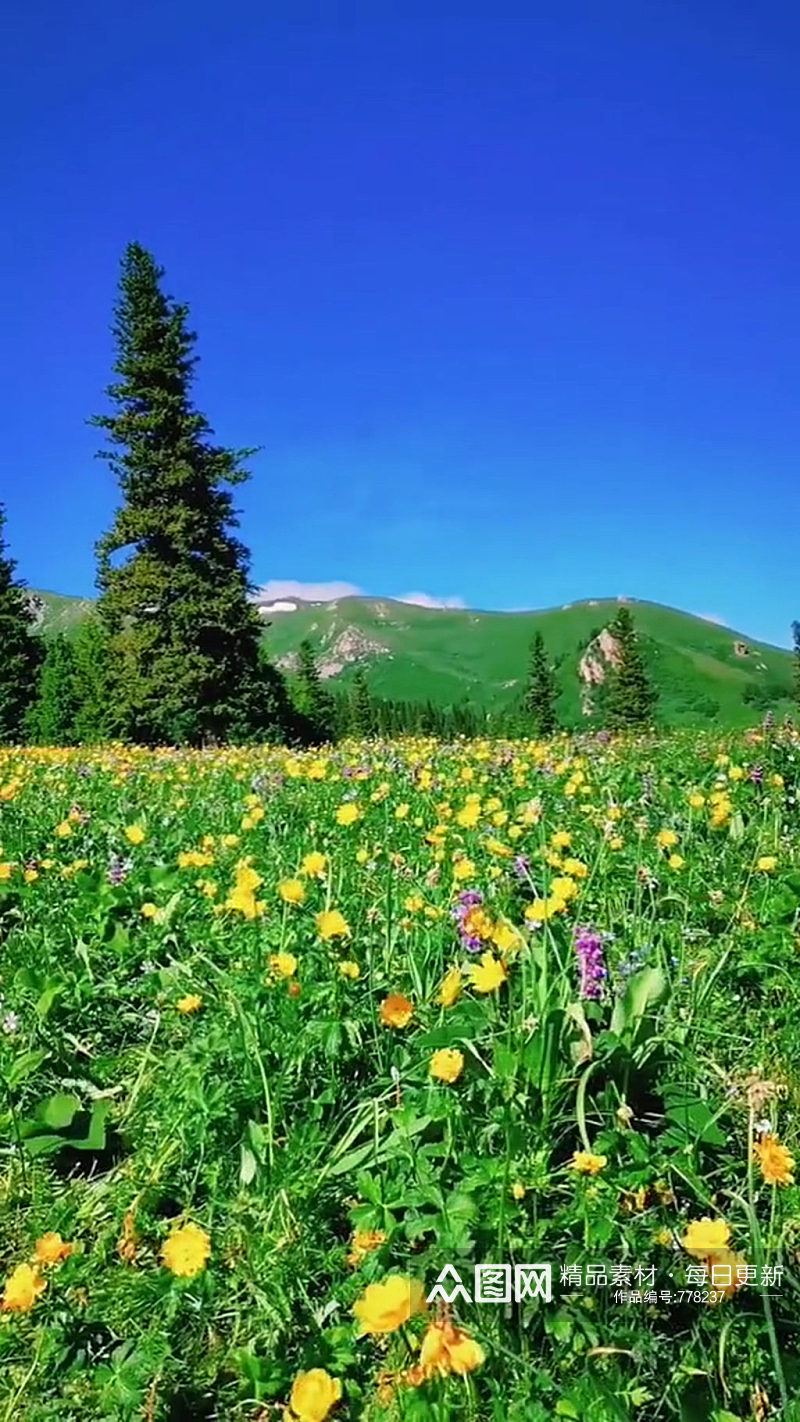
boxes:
[426,1261,782,1306]
[427,1264,552,1305]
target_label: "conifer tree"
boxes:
[294,640,335,742]
[605,606,658,730]
[0,503,42,744]
[91,242,281,745]
[349,668,373,738]
[71,615,114,742]
[525,631,559,736]
[29,633,79,744]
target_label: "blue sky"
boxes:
[2,2,798,646]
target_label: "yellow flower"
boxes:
[1,1263,46,1313]
[355,848,369,865]
[688,792,705,809]
[452,856,476,881]
[753,1134,795,1186]
[668,854,684,870]
[339,960,361,980]
[756,856,777,873]
[347,1229,386,1268]
[551,830,572,848]
[224,885,261,918]
[429,1049,464,1083]
[177,994,203,1014]
[336,803,360,826]
[468,952,507,994]
[656,829,678,849]
[550,875,578,902]
[681,1217,731,1258]
[55,820,72,837]
[316,909,350,940]
[413,1319,485,1380]
[380,994,414,1028]
[511,1181,526,1201]
[124,824,146,845]
[285,1368,342,1422]
[234,864,262,893]
[270,952,298,979]
[438,966,462,1007]
[353,1275,427,1335]
[570,1151,607,1175]
[0,862,12,881]
[279,878,306,904]
[395,803,410,819]
[33,1232,73,1265]
[456,803,481,828]
[161,1222,211,1277]
[562,857,588,879]
[491,920,521,955]
[141,902,159,919]
[654,1227,673,1246]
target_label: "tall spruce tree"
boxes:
[91,243,280,745]
[28,633,79,744]
[71,614,114,742]
[525,631,559,736]
[294,640,335,742]
[349,668,373,738]
[605,605,658,730]
[0,503,42,744]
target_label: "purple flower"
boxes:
[574,925,607,1000]
[452,889,487,953]
[749,765,764,784]
[108,855,131,887]
[457,889,483,907]
[512,854,531,881]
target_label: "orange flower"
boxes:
[380,994,414,1029]
[753,1134,795,1186]
[406,1320,485,1384]
[33,1232,73,1266]
[347,1229,387,1268]
[706,1249,749,1304]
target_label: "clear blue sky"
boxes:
[2,1,798,646]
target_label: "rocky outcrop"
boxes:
[578,628,623,715]
[317,626,391,679]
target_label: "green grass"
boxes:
[35,589,795,727]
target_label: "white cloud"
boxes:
[253,580,467,610]
[255,580,364,603]
[398,591,467,609]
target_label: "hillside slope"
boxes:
[29,589,794,727]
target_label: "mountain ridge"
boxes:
[26,588,795,728]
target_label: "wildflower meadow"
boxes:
[2,728,800,1421]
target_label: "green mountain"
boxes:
[27,589,794,727]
